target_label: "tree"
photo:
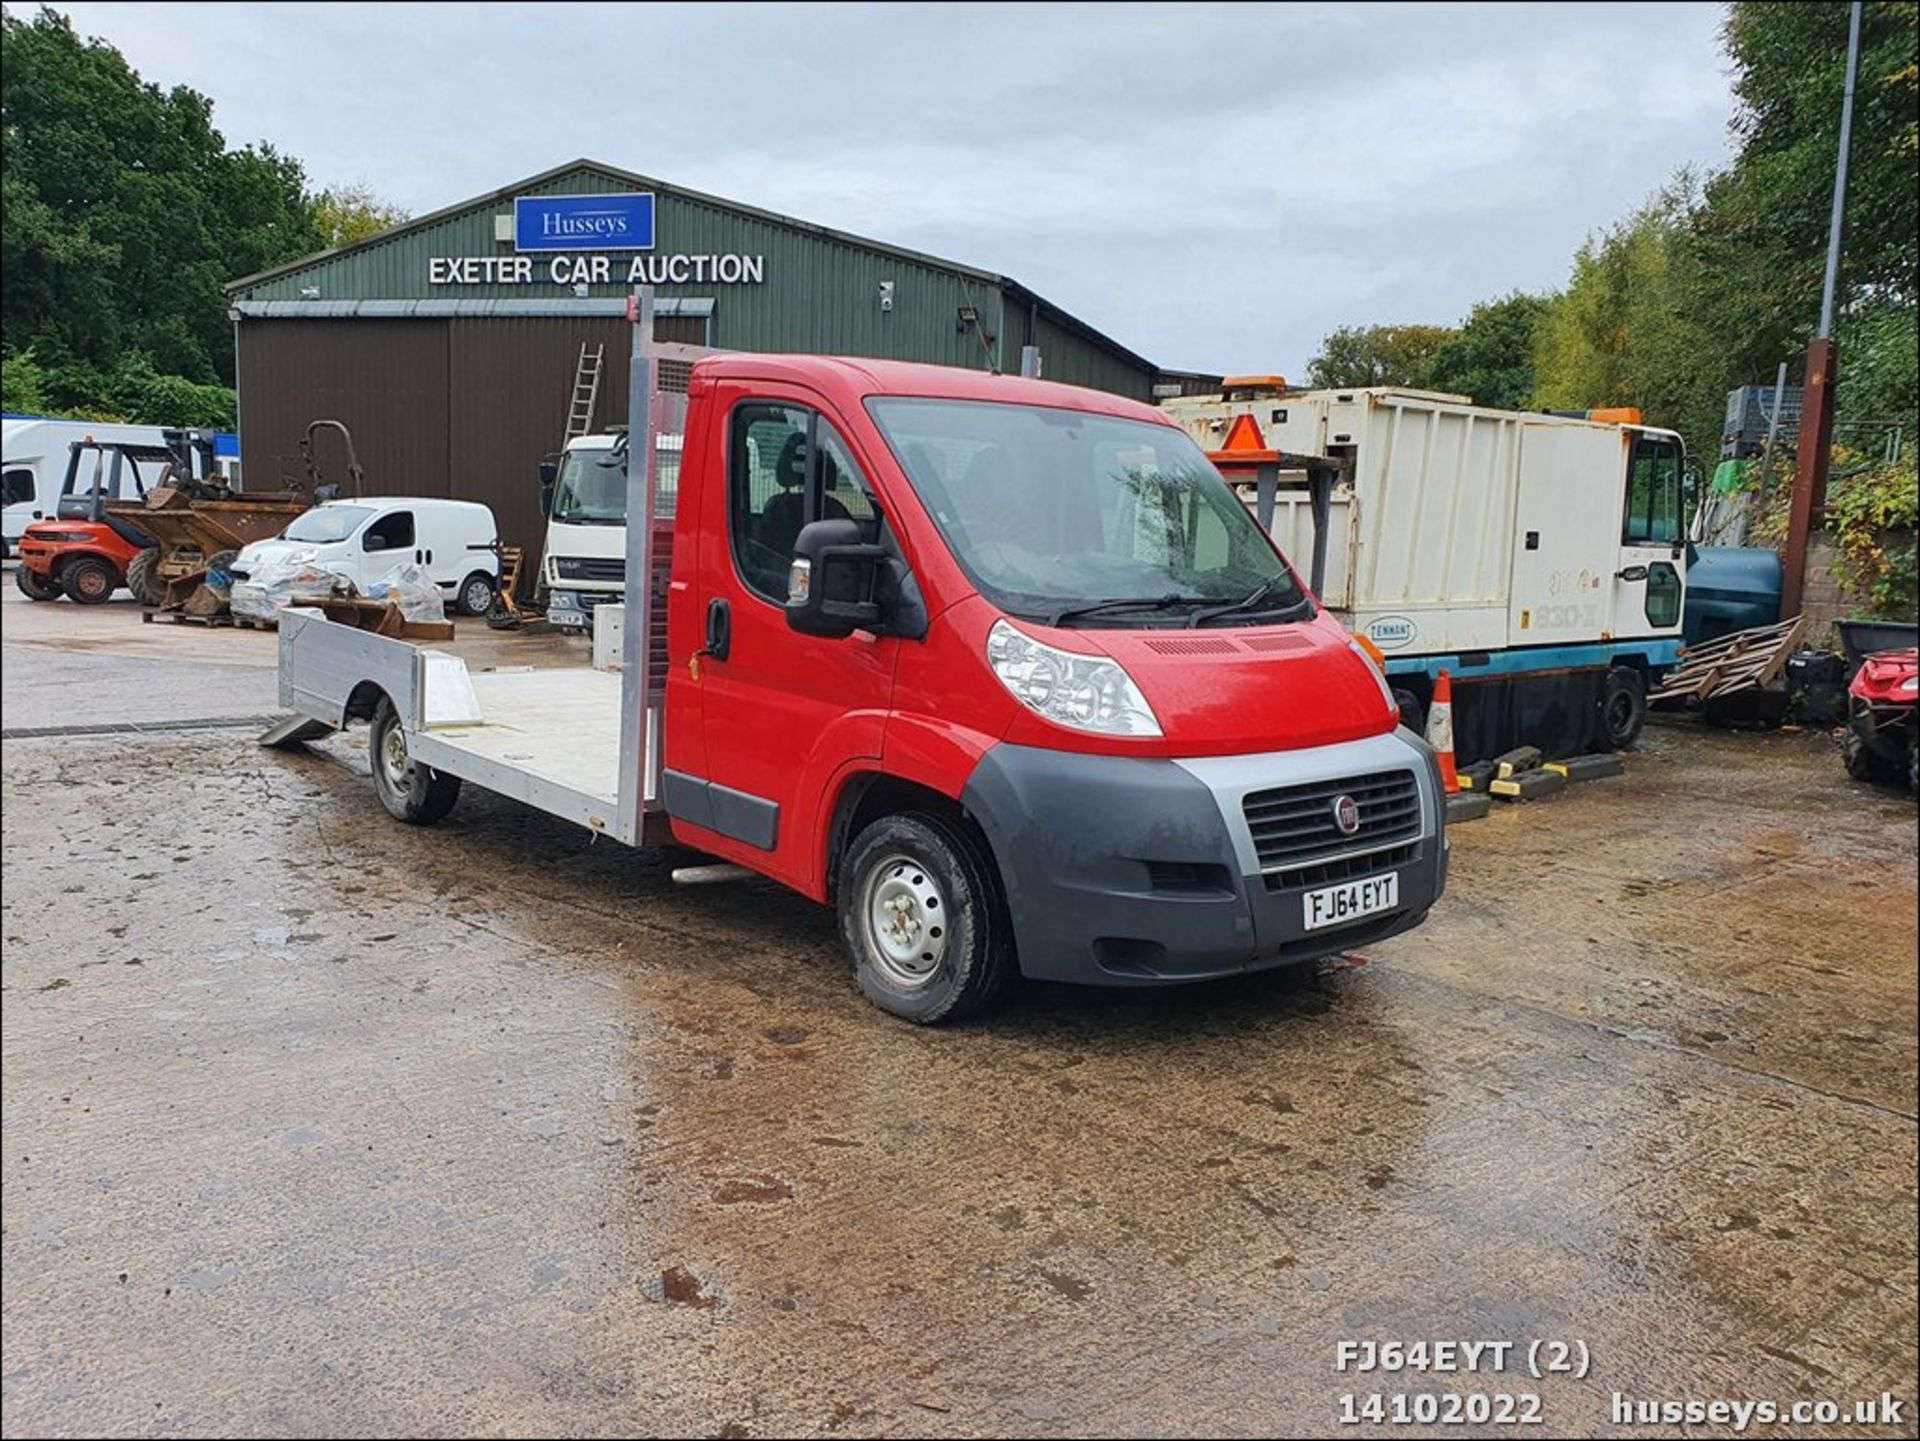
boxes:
[1531,179,1726,457]
[1427,293,1551,410]
[1699,1,1918,359]
[1305,324,1458,389]
[0,5,322,388]
[313,183,409,250]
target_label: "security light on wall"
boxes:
[879,280,895,313]
[956,304,979,333]
[299,287,320,300]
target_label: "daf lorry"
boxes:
[540,430,682,631]
[266,294,1448,1024]
[1162,386,1691,761]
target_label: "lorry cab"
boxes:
[233,497,500,615]
[659,357,1446,1018]
[542,430,682,631]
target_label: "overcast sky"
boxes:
[55,1,1737,377]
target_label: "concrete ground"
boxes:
[3,578,1915,1438]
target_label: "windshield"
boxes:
[551,440,681,524]
[284,505,372,544]
[867,398,1303,625]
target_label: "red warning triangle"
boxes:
[1221,413,1267,453]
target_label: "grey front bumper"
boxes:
[961,729,1447,985]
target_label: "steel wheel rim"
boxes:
[862,853,948,987]
[1606,690,1635,736]
[464,578,491,614]
[76,568,107,599]
[381,724,412,793]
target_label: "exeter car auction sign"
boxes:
[428,254,765,286]
[427,191,766,287]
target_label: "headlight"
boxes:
[1347,636,1398,711]
[1901,675,1918,695]
[986,619,1161,737]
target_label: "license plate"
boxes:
[1303,872,1399,931]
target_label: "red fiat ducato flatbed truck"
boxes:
[265,291,1447,1023]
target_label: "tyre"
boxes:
[369,697,462,824]
[1842,729,1881,782]
[1392,686,1425,735]
[60,556,118,605]
[455,570,495,617]
[1599,665,1647,749]
[838,811,1012,1024]
[127,547,167,607]
[15,566,61,601]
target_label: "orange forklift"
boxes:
[12,436,180,603]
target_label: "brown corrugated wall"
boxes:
[237,317,651,573]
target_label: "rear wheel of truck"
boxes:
[15,566,61,601]
[840,811,1011,1024]
[455,571,495,617]
[61,556,118,605]
[1599,666,1647,749]
[369,697,463,824]
[127,547,167,607]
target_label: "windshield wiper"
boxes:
[1188,576,1312,628]
[1044,593,1211,627]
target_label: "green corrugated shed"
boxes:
[229,159,1160,398]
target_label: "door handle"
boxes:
[415,548,423,564]
[425,549,433,565]
[1616,565,1649,582]
[704,597,731,662]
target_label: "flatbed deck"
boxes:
[270,607,661,842]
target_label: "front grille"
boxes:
[554,556,625,583]
[1264,841,1419,893]
[1242,769,1421,874]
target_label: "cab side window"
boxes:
[3,468,34,508]
[1624,437,1682,545]
[728,404,881,604]
[364,509,415,552]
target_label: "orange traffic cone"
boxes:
[1426,669,1460,795]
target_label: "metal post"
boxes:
[1308,467,1332,598]
[1781,0,1863,621]
[615,287,657,843]
[1817,0,1864,341]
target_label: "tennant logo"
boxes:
[1366,615,1418,650]
[515,193,655,252]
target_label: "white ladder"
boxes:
[564,343,606,443]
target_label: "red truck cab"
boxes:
[656,356,1447,1020]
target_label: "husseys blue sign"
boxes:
[514,193,655,252]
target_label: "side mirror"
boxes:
[540,482,555,518]
[786,517,886,638]
[539,459,558,486]
[364,532,389,553]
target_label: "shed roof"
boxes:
[229,158,1157,376]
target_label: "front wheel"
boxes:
[839,812,1012,1024]
[369,697,462,824]
[127,547,167,607]
[15,566,61,601]
[455,570,495,617]
[60,556,119,605]
[1599,665,1647,749]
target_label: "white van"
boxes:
[3,417,178,558]
[232,497,500,614]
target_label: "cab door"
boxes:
[669,382,897,894]
[1613,432,1686,641]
